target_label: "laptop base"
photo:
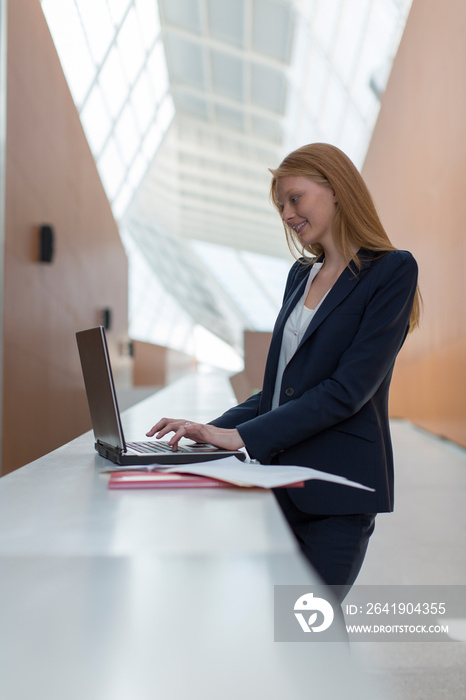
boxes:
[96,442,245,466]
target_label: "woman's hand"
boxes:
[146,418,245,452]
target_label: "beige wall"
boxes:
[362,0,466,447]
[132,340,197,387]
[230,331,272,404]
[2,0,129,473]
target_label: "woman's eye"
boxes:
[291,196,298,203]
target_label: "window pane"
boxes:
[98,137,126,199]
[77,0,114,65]
[112,182,134,220]
[114,104,140,166]
[321,74,347,140]
[156,95,175,133]
[131,70,155,135]
[117,7,145,83]
[106,0,131,27]
[41,0,95,106]
[313,0,342,54]
[147,41,169,104]
[134,0,161,51]
[306,44,329,119]
[142,121,164,161]
[80,86,112,155]
[333,0,370,84]
[127,152,148,189]
[99,46,128,118]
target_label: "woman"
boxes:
[146,143,420,599]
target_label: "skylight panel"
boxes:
[156,94,175,133]
[332,0,370,84]
[211,50,244,102]
[106,0,131,27]
[80,85,112,155]
[142,121,164,162]
[165,34,206,89]
[250,64,287,114]
[207,0,244,48]
[313,0,342,54]
[41,0,173,220]
[321,73,347,140]
[97,136,126,199]
[305,44,330,119]
[114,104,140,166]
[173,91,209,119]
[161,0,202,34]
[41,0,94,107]
[76,0,114,65]
[113,182,134,221]
[134,0,161,52]
[252,0,293,63]
[251,116,282,143]
[99,46,128,119]
[131,71,155,135]
[215,104,245,131]
[128,152,149,190]
[339,103,367,166]
[117,6,145,84]
[147,41,170,104]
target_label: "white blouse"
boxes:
[271,263,329,409]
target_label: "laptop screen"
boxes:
[76,326,126,452]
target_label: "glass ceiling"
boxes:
[41,0,175,219]
[40,0,413,370]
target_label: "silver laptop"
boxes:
[76,326,246,466]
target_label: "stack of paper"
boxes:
[107,457,374,491]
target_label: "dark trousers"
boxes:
[274,489,376,603]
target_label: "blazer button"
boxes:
[285,387,294,397]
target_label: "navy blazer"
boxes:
[210,249,418,515]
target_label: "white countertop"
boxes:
[0,370,381,699]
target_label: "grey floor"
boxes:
[352,420,466,699]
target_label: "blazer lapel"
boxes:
[260,263,313,406]
[260,249,374,410]
[273,269,310,340]
[297,250,374,350]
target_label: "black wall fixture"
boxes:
[39,224,55,263]
[101,307,112,331]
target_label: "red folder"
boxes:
[109,471,233,490]
[108,471,304,490]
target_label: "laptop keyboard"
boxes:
[126,440,212,454]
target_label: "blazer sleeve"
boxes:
[208,390,262,429]
[237,251,418,463]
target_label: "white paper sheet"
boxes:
[159,457,375,491]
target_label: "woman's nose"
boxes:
[281,203,293,222]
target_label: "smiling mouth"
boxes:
[293,221,307,235]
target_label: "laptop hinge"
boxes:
[96,440,124,456]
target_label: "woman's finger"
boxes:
[168,424,196,451]
[145,417,188,438]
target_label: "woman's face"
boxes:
[275,175,338,249]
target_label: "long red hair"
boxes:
[270,143,421,331]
